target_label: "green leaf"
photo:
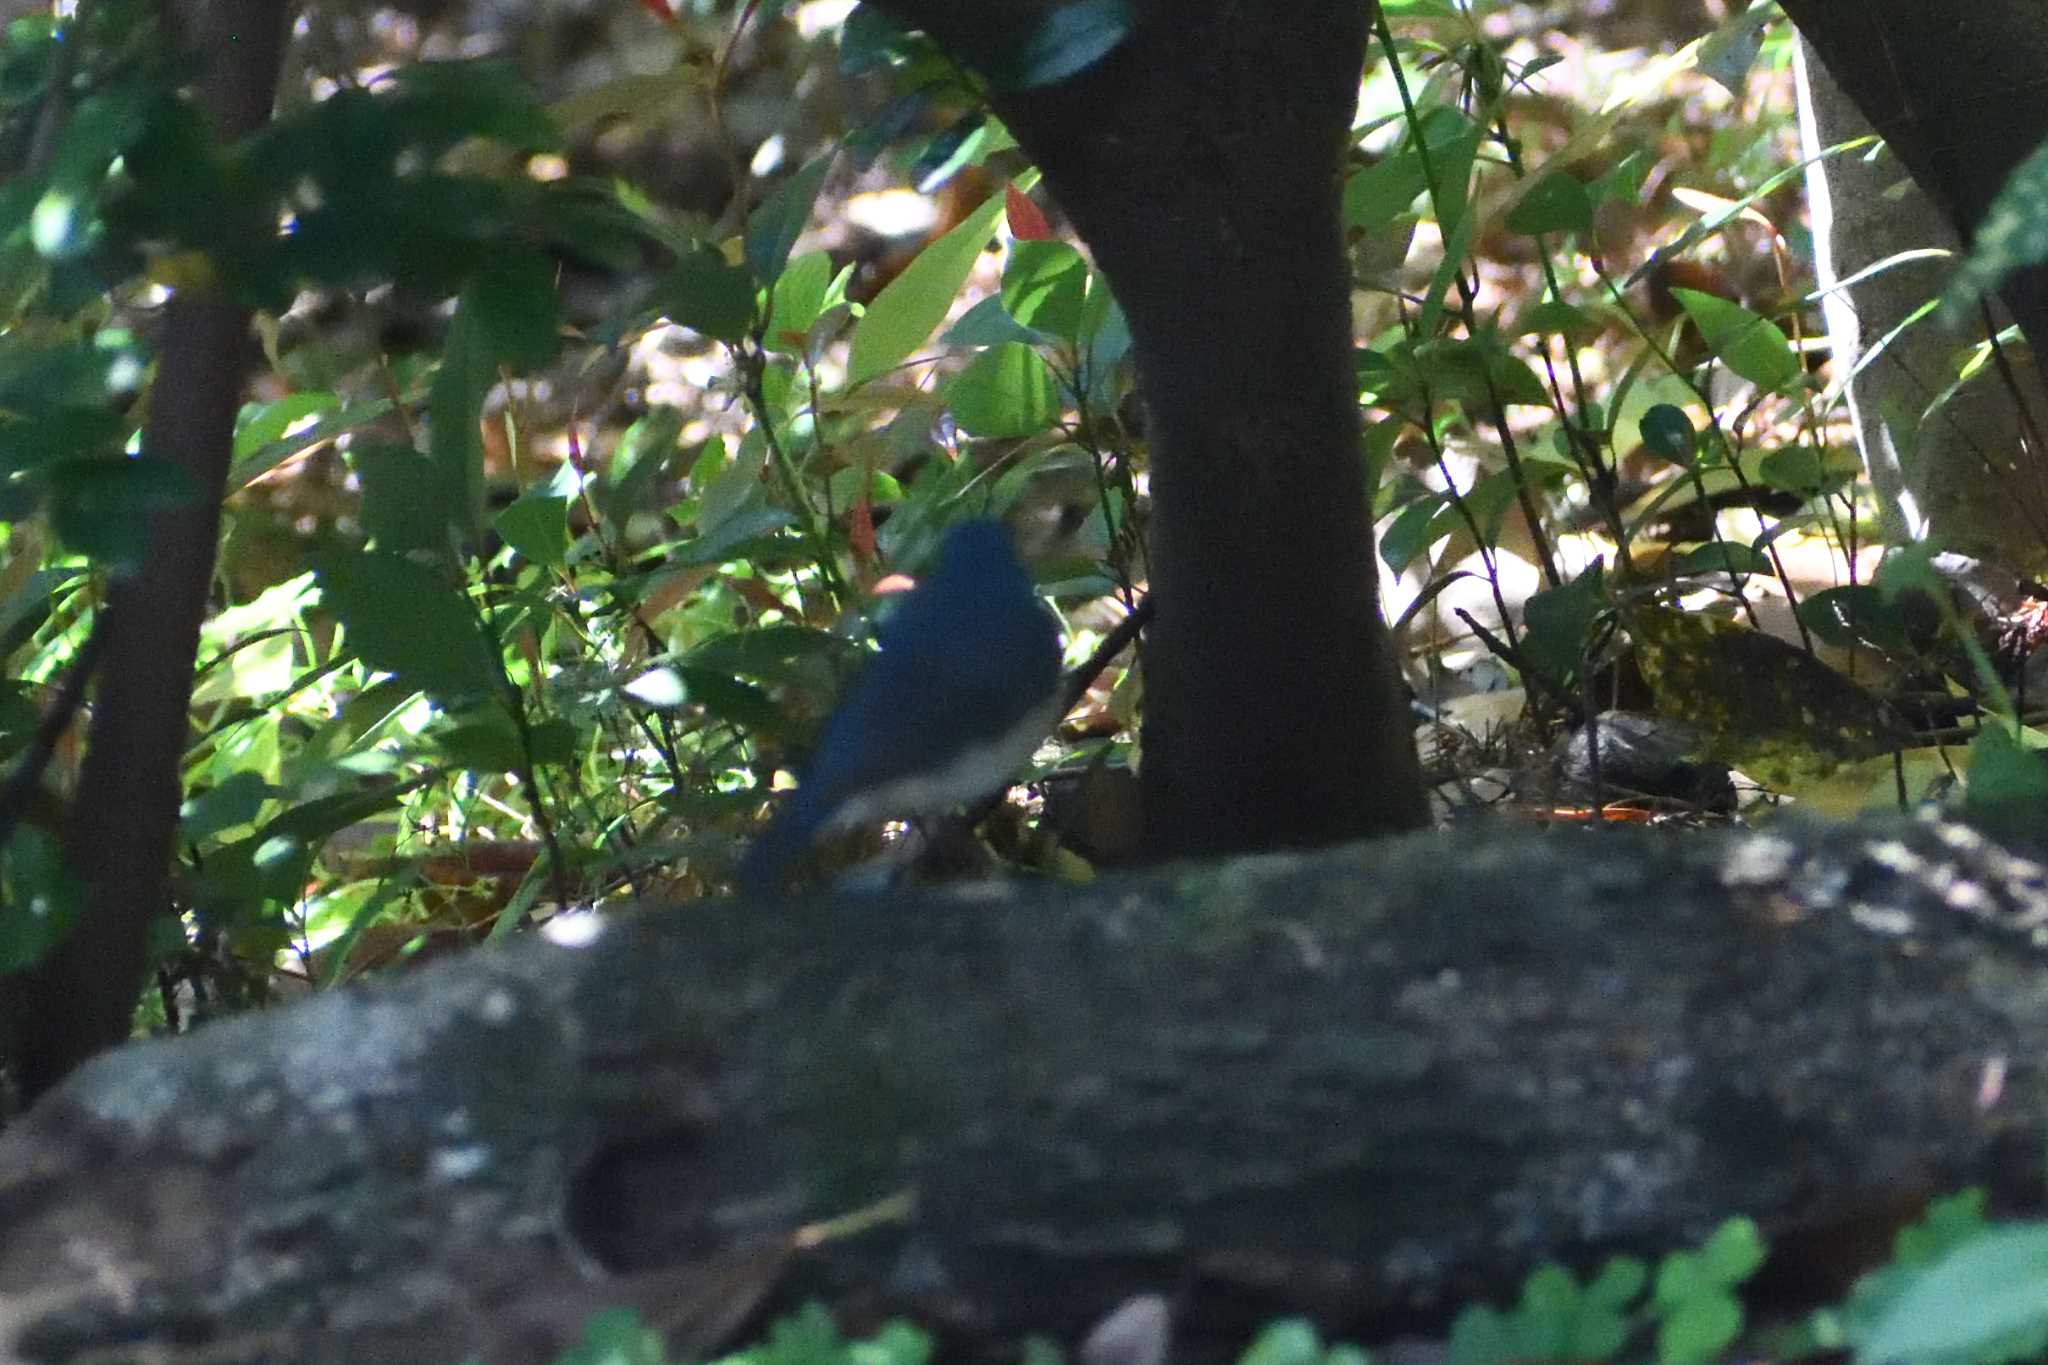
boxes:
[1699,1218,1767,1286]
[32,87,152,260]
[910,115,990,191]
[352,442,448,556]
[465,250,560,369]
[1447,1305,1515,1365]
[1857,1227,2048,1365]
[1406,335,1550,411]
[1949,135,2048,315]
[685,622,849,681]
[839,5,917,75]
[1759,445,1840,497]
[657,247,756,343]
[255,779,421,847]
[429,298,496,539]
[1671,542,1769,577]
[0,825,81,972]
[1810,581,1933,654]
[943,296,1048,348]
[1670,288,1799,390]
[1516,300,1601,343]
[1639,404,1697,465]
[848,184,1008,385]
[1521,561,1607,684]
[1658,1293,1742,1365]
[673,664,784,733]
[1238,1319,1328,1365]
[316,551,501,702]
[1426,119,1484,239]
[0,406,126,473]
[1967,725,2048,821]
[433,711,528,773]
[948,342,1061,437]
[494,493,569,569]
[181,771,281,844]
[1001,240,1087,341]
[996,0,1135,90]
[47,456,198,567]
[553,1306,668,1365]
[234,392,341,458]
[764,249,834,350]
[1506,172,1592,236]
[1587,1256,1648,1309]
[1895,1191,1990,1267]
[745,153,833,286]
[826,466,904,507]
[1379,493,1446,574]
[1697,3,1769,95]
[1346,149,1430,233]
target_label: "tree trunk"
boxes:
[4,818,2047,1364]
[869,1,1428,860]
[1779,2,2048,397]
[1793,33,2048,569]
[6,0,289,1102]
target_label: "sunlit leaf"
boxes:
[494,493,569,569]
[1670,287,1799,390]
[948,341,1061,436]
[1001,240,1086,340]
[848,184,1008,384]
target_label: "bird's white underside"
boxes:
[819,694,1062,836]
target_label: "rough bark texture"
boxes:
[868,1,1428,860]
[1794,35,2048,568]
[6,0,288,1101]
[1779,2,2048,394]
[6,818,2048,1364]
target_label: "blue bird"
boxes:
[737,518,1064,894]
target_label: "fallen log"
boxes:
[4,815,2048,1365]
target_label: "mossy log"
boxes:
[4,817,2048,1363]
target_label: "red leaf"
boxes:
[636,0,676,22]
[1006,186,1054,242]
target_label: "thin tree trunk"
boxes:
[9,0,290,1100]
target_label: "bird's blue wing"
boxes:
[737,518,1062,893]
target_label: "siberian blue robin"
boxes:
[738,518,1063,893]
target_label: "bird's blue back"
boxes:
[737,519,1061,893]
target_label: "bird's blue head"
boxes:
[876,518,1049,663]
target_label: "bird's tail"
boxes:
[735,791,825,898]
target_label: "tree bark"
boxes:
[1779,2,2048,395]
[868,1,1428,860]
[4,817,2048,1364]
[7,0,290,1101]
[1792,34,2048,569]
